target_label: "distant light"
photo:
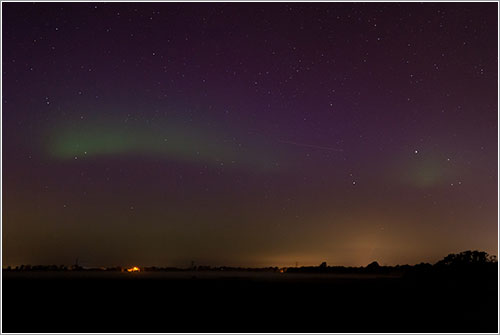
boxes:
[127,266,140,272]
[414,150,418,154]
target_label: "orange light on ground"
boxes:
[127,266,140,272]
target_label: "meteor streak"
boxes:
[278,140,344,152]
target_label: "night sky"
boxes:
[2,2,498,268]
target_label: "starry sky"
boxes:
[2,2,498,268]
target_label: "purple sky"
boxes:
[2,2,498,267]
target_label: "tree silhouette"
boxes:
[435,250,496,267]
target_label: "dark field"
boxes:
[2,270,498,333]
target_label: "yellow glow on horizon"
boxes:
[127,266,140,272]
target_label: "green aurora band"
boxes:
[47,121,278,169]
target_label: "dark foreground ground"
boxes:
[2,270,498,332]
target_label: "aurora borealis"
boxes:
[46,116,282,170]
[2,2,498,268]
